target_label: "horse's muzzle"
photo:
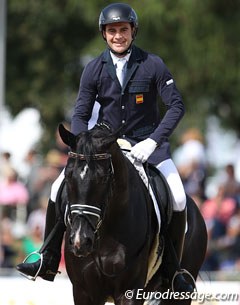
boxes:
[70,234,94,257]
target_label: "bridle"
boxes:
[64,150,114,233]
[64,203,103,233]
[68,151,112,161]
[65,148,151,278]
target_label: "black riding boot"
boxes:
[16,199,65,281]
[164,208,194,293]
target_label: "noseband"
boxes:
[65,150,114,232]
[64,204,102,233]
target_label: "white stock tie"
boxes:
[116,58,126,87]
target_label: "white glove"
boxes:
[130,138,157,163]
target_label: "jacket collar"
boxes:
[102,45,143,91]
[102,45,143,63]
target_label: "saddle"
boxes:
[117,137,174,233]
[142,163,174,286]
[145,163,173,232]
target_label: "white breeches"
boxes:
[50,158,186,212]
[50,169,65,202]
[156,158,186,211]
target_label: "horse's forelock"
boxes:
[77,126,114,156]
[76,132,94,161]
[91,124,112,139]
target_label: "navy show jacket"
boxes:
[71,45,185,165]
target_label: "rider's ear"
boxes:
[58,123,76,149]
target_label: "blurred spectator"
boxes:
[173,128,207,204]
[18,196,48,263]
[202,205,240,272]
[222,164,240,202]
[0,168,29,222]
[24,150,64,213]
[200,184,237,271]
[27,196,48,239]
[22,125,69,208]
[23,143,66,218]
[45,148,67,171]
[0,218,18,268]
[201,184,237,227]
[0,152,13,182]
[224,206,240,269]
[16,195,66,271]
[23,149,43,216]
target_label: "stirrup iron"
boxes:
[171,269,196,293]
[19,251,43,281]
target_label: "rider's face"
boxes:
[103,22,134,57]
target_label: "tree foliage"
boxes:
[6,0,240,147]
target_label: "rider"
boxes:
[17,3,193,292]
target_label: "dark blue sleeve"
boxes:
[149,58,185,144]
[71,62,98,135]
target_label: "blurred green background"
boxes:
[3,0,240,150]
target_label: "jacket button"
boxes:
[122,120,125,124]
[121,105,125,110]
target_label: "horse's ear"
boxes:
[58,123,76,149]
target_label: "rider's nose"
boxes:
[115,32,123,39]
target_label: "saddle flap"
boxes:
[145,164,173,228]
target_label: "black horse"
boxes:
[58,123,207,305]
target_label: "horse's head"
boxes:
[59,123,118,257]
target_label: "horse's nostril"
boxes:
[85,237,93,250]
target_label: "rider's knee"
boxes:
[50,181,58,202]
[172,189,186,212]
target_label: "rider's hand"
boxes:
[130,138,157,163]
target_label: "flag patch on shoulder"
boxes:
[136,94,144,104]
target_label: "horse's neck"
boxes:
[106,152,130,214]
[112,152,129,188]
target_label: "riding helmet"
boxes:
[99,3,138,34]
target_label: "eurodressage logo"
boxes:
[124,288,240,304]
